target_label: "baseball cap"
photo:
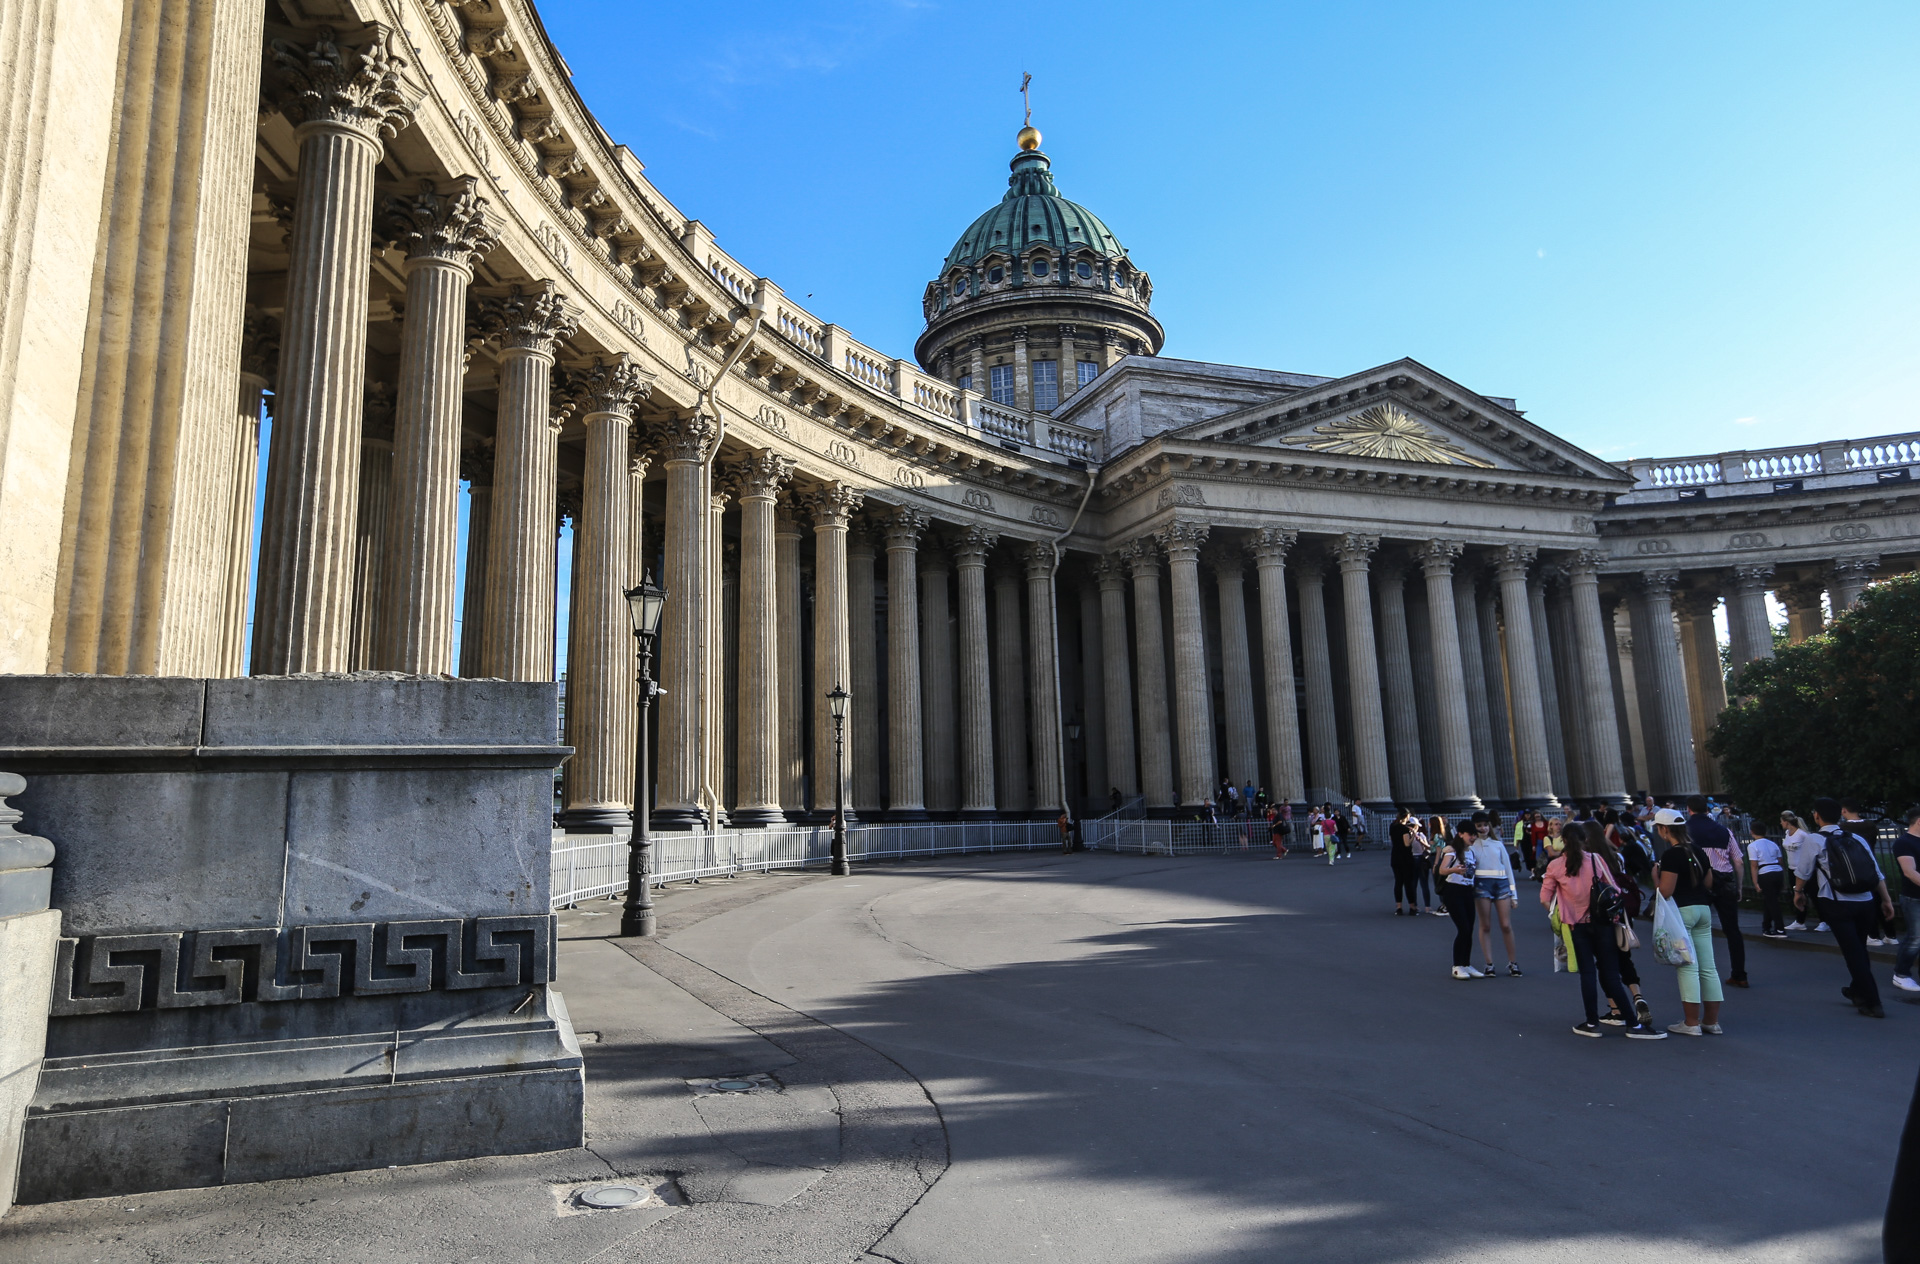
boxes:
[1652,807,1687,827]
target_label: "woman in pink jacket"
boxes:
[1540,822,1667,1040]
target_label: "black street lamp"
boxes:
[620,574,667,937]
[827,683,849,876]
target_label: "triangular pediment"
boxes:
[1162,358,1631,483]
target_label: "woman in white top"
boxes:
[1468,812,1522,976]
[1749,826,1790,938]
[1779,811,1824,932]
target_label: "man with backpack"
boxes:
[1688,794,1749,988]
[1794,796,1897,1018]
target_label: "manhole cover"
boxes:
[712,1079,758,1092]
[576,1183,649,1210]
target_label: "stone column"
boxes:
[1543,574,1588,801]
[475,283,578,680]
[1728,563,1776,674]
[1674,589,1725,794]
[1608,602,1648,795]
[706,491,730,822]
[810,484,864,822]
[1023,541,1066,816]
[1249,529,1305,809]
[1492,546,1560,809]
[1058,325,1079,402]
[648,412,720,827]
[1475,579,1520,805]
[1831,556,1879,610]
[1293,550,1342,806]
[1210,547,1259,797]
[1526,571,1571,803]
[221,316,277,677]
[1334,533,1393,811]
[1625,589,1667,793]
[347,411,393,672]
[1160,521,1215,809]
[1566,552,1629,807]
[1373,556,1426,808]
[1093,556,1139,798]
[920,543,958,816]
[728,452,793,827]
[953,526,997,817]
[1637,570,1700,797]
[253,27,418,675]
[372,178,496,673]
[991,559,1031,814]
[1124,540,1177,812]
[1012,325,1032,411]
[458,450,492,676]
[1778,580,1826,643]
[847,524,882,816]
[1076,579,1108,806]
[1416,541,1481,811]
[1453,568,1498,804]
[556,356,650,831]
[775,497,806,817]
[886,508,931,820]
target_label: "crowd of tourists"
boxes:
[1284,793,1918,1040]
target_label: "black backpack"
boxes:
[1820,827,1880,896]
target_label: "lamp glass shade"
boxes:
[625,576,667,638]
[1066,724,1081,741]
[827,684,849,720]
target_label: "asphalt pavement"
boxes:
[2,848,1911,1263]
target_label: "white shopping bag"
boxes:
[1651,892,1695,968]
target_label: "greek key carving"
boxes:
[49,916,556,1016]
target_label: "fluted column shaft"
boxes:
[1544,580,1588,801]
[920,549,958,815]
[731,452,792,827]
[652,418,718,826]
[1526,575,1570,802]
[1212,554,1259,795]
[1162,522,1214,808]
[954,529,997,816]
[810,485,863,821]
[1567,554,1629,807]
[1126,545,1176,811]
[775,501,805,816]
[1475,583,1520,804]
[991,563,1030,814]
[706,492,729,821]
[1250,531,1304,807]
[1452,569,1498,803]
[1076,580,1108,806]
[221,367,269,677]
[1492,548,1559,808]
[847,527,881,815]
[1023,543,1065,816]
[1374,559,1426,807]
[348,434,392,670]
[1674,590,1725,794]
[886,510,930,819]
[1637,572,1700,797]
[1294,554,1342,805]
[1419,542,1481,810]
[253,122,384,675]
[1729,564,1776,673]
[1778,581,1825,643]
[1094,559,1139,798]
[1335,534,1393,809]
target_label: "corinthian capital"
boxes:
[476,282,578,356]
[1155,519,1210,562]
[1091,554,1129,589]
[1021,540,1059,579]
[1119,537,1162,578]
[1637,569,1681,596]
[239,309,281,386]
[1493,543,1538,582]
[1733,562,1776,592]
[1333,533,1379,571]
[1567,549,1607,581]
[560,353,652,419]
[804,484,865,529]
[1248,527,1297,567]
[377,176,498,267]
[727,449,795,500]
[267,24,421,143]
[952,525,998,564]
[885,506,932,549]
[659,411,718,464]
[1416,538,1463,578]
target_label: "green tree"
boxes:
[1709,571,1920,821]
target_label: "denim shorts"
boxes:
[1474,876,1517,902]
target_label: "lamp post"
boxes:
[620,574,667,937]
[827,684,850,876]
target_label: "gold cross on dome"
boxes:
[1021,72,1032,126]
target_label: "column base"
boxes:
[556,807,630,834]
[1516,795,1563,811]
[886,807,931,822]
[782,807,811,823]
[650,806,707,832]
[728,806,785,828]
[1361,798,1397,818]
[1145,805,1178,820]
[1439,796,1486,816]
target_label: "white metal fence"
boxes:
[551,821,1064,908]
[1083,817,1323,856]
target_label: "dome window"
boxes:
[954,276,969,296]
[1076,261,1092,279]
[987,266,1004,284]
[1031,258,1049,277]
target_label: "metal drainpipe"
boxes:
[689,293,767,833]
[1043,459,1098,830]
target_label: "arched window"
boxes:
[1031,257,1049,278]
[1076,260,1093,279]
[987,265,1004,285]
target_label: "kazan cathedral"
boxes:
[4,0,1918,839]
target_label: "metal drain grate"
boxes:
[575,1183,650,1210]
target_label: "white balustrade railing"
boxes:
[912,377,959,420]
[777,307,824,358]
[1046,423,1098,462]
[1742,449,1822,480]
[1845,437,1920,470]
[976,403,1034,445]
[1627,429,1920,493]
[843,346,895,392]
[707,255,752,302]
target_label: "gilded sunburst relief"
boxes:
[1282,404,1496,468]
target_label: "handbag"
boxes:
[1615,919,1641,952]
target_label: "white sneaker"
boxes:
[1667,1022,1703,1036]
[1465,965,1485,978]
[1867,937,1885,947]
[1813,923,1830,932]
[1893,975,1920,993]
[1450,966,1473,979]
[1784,922,1808,932]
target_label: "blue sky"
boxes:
[537,0,1920,463]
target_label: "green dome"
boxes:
[939,150,1128,275]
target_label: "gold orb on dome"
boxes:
[1017,125,1042,151]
